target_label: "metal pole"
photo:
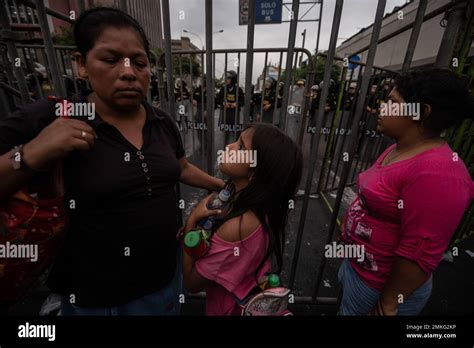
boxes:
[243,0,256,125]
[156,0,164,51]
[299,29,306,66]
[312,0,386,301]
[279,0,300,130]
[401,0,428,72]
[315,0,324,56]
[35,0,67,98]
[0,1,30,104]
[161,0,175,119]
[297,49,315,145]
[205,0,215,175]
[288,0,344,289]
[435,0,467,68]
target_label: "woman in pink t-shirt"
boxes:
[339,69,474,316]
[181,124,303,315]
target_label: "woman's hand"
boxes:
[23,118,97,170]
[187,195,222,228]
[368,298,398,316]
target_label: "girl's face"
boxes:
[77,26,151,110]
[376,87,414,138]
[219,129,254,180]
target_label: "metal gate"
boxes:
[1,0,473,312]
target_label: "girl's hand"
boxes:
[188,195,222,227]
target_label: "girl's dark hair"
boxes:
[224,124,303,277]
[73,7,150,59]
[394,68,474,134]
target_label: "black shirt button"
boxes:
[137,151,142,156]
[139,155,145,160]
[142,163,147,168]
[143,168,149,173]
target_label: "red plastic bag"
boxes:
[0,166,66,303]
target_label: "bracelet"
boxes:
[10,145,50,173]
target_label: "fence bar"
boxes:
[259,51,268,121]
[236,52,241,126]
[435,0,467,68]
[279,0,300,131]
[35,0,66,98]
[243,0,256,125]
[312,0,386,301]
[401,0,427,72]
[161,0,175,120]
[205,0,215,175]
[296,49,315,145]
[288,0,343,290]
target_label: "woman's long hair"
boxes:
[223,124,303,277]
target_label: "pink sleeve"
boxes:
[195,231,270,299]
[395,172,472,274]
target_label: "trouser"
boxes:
[337,258,432,316]
[60,249,183,316]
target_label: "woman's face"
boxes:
[219,129,254,180]
[77,26,150,110]
[376,87,414,138]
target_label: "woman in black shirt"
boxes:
[0,7,224,315]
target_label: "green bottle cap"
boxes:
[268,274,280,288]
[184,231,201,248]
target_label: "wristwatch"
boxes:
[9,145,41,173]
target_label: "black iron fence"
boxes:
[1,0,472,307]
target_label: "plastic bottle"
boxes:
[199,182,235,231]
[183,229,211,258]
[258,273,281,290]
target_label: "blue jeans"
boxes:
[337,259,432,316]
[60,248,183,316]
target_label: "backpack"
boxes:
[239,286,293,316]
[236,273,293,316]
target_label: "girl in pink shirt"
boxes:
[181,124,303,315]
[339,69,474,316]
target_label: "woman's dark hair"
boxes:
[394,68,474,134]
[224,124,303,277]
[73,7,150,59]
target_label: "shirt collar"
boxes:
[73,90,164,130]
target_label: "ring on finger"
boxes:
[81,130,87,139]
